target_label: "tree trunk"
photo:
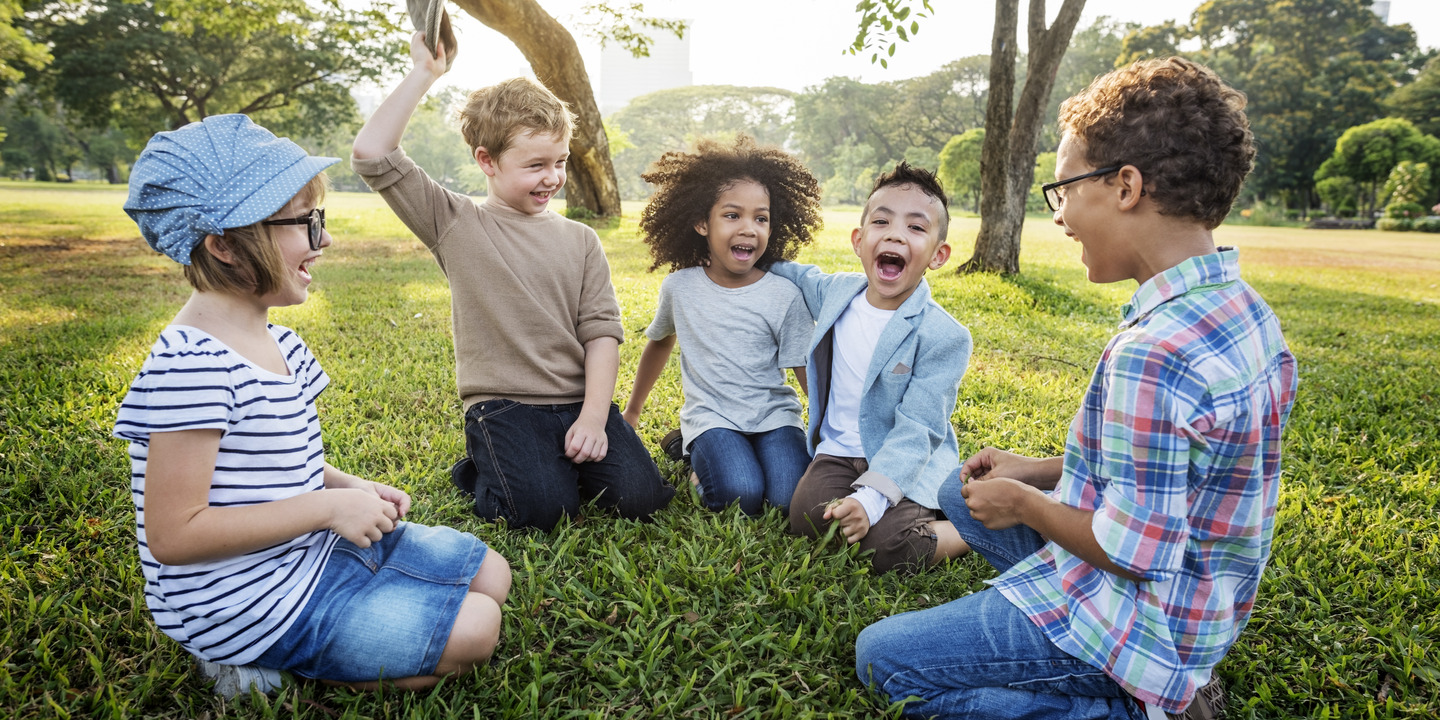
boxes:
[960,0,1086,275]
[453,0,622,217]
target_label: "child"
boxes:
[621,135,821,517]
[854,58,1298,719]
[351,32,674,531]
[768,162,972,574]
[115,115,509,696]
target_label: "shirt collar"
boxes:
[1119,247,1241,328]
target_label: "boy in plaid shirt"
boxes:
[855,57,1298,719]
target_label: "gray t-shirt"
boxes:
[646,267,813,451]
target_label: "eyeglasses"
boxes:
[1041,166,1124,213]
[261,207,326,250]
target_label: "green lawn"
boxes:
[2,182,1438,719]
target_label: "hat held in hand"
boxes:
[409,0,457,69]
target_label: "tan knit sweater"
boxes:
[352,147,624,408]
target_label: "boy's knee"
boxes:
[787,502,826,539]
[854,622,898,694]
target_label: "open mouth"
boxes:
[531,190,552,203]
[730,244,756,262]
[298,258,315,282]
[876,252,906,281]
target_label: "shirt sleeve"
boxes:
[349,146,472,251]
[765,261,830,319]
[776,288,814,369]
[645,274,677,341]
[847,485,891,526]
[575,225,625,345]
[113,337,236,442]
[1088,339,1199,581]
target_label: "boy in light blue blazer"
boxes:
[769,162,971,573]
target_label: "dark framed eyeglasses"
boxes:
[1041,166,1124,213]
[261,207,326,250]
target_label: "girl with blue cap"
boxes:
[115,115,510,696]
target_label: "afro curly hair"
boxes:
[639,135,822,273]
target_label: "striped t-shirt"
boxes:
[113,324,338,664]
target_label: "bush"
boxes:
[1286,209,1302,220]
[1384,201,1427,219]
[1377,218,1415,232]
[565,204,597,221]
[1415,217,1440,233]
[1338,204,1357,218]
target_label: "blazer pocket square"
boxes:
[891,362,911,375]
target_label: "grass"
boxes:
[2,181,1438,719]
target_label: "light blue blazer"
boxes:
[768,261,971,509]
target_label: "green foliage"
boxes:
[565,204,597,220]
[821,143,879,206]
[1026,152,1057,214]
[1040,16,1137,150]
[1232,200,1296,227]
[0,0,49,102]
[6,185,1440,718]
[1316,118,1440,216]
[1386,56,1440,137]
[574,2,686,58]
[937,129,984,213]
[846,0,933,69]
[1376,217,1413,231]
[605,85,796,201]
[1315,175,1360,216]
[19,0,404,144]
[1380,161,1431,208]
[1383,202,1426,220]
[1124,0,1422,206]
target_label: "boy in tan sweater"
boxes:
[353,32,673,531]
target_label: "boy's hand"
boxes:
[961,447,1058,490]
[960,476,1040,530]
[565,415,609,463]
[824,498,871,543]
[327,488,400,548]
[410,30,450,79]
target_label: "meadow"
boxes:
[2,180,1438,719]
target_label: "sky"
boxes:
[415,0,1440,95]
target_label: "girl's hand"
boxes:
[565,415,609,463]
[824,498,871,544]
[368,481,411,519]
[327,488,399,548]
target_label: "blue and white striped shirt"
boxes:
[114,324,338,664]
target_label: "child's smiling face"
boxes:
[852,183,950,310]
[477,130,569,216]
[695,178,770,288]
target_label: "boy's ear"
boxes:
[927,241,952,270]
[201,234,234,264]
[850,227,863,254]
[474,146,499,177]
[1116,165,1146,211]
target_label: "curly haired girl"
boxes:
[623,135,823,517]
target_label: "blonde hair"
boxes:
[184,173,329,295]
[458,77,576,158]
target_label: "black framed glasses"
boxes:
[261,207,326,250]
[1041,166,1124,212]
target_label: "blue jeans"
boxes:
[689,426,809,516]
[853,474,1144,720]
[457,400,674,531]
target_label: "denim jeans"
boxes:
[689,425,809,516]
[458,399,674,531]
[852,473,1145,719]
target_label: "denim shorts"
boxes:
[254,522,488,682]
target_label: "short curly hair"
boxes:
[639,135,822,273]
[1058,56,1255,229]
[864,161,951,242]
[458,77,575,157]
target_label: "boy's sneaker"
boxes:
[661,429,685,462]
[1165,675,1225,720]
[197,658,284,698]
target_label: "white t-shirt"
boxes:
[817,292,895,458]
[113,324,338,664]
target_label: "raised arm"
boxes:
[353,31,451,160]
[623,335,678,427]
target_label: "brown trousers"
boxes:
[787,454,939,574]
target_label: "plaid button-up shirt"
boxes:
[994,248,1298,713]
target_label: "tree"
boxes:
[606,85,794,200]
[1038,15,1134,150]
[1,0,49,141]
[1314,117,1440,216]
[1387,56,1440,138]
[1379,160,1431,208]
[23,0,402,144]
[937,129,984,213]
[968,0,1086,274]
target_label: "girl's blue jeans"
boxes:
[853,474,1145,720]
[689,425,809,516]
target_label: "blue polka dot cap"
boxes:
[124,114,340,265]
